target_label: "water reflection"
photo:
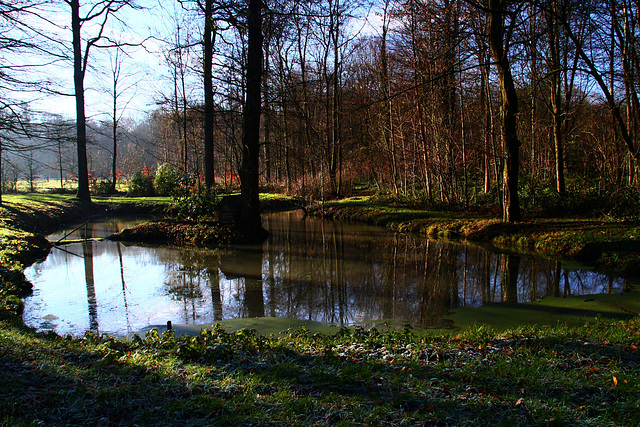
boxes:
[23,211,628,336]
[80,226,98,332]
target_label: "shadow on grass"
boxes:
[3,319,640,426]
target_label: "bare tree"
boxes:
[103,46,139,193]
[64,0,137,202]
[0,1,52,203]
[487,0,522,222]
[202,0,216,187]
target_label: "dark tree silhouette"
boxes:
[487,0,522,222]
[239,0,265,238]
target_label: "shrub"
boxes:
[519,180,640,219]
[154,163,179,196]
[170,187,219,221]
[128,171,155,196]
[92,180,114,195]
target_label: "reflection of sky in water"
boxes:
[25,243,182,336]
[23,212,629,337]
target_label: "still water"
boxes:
[23,211,627,337]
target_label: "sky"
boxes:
[10,0,384,124]
[11,0,178,122]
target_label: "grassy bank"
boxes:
[310,196,640,277]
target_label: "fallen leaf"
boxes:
[613,376,618,387]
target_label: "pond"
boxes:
[23,211,629,337]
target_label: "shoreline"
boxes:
[309,197,640,277]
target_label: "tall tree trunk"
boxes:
[331,32,340,196]
[58,139,64,189]
[181,68,188,172]
[488,0,521,222]
[111,90,117,193]
[71,0,91,203]
[263,37,271,185]
[203,0,215,188]
[111,54,119,194]
[548,0,566,196]
[0,134,3,205]
[240,0,265,238]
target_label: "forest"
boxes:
[2,0,640,223]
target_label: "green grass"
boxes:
[1,319,639,425]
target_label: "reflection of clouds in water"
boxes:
[24,212,628,336]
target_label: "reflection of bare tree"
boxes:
[80,225,98,332]
[383,234,398,320]
[501,254,521,303]
[207,268,223,321]
[114,224,133,333]
[330,222,346,324]
[220,245,265,319]
[265,243,276,318]
[164,251,206,323]
[564,270,571,296]
[116,240,132,333]
[550,260,561,297]
[480,251,492,304]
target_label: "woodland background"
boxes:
[2,0,640,220]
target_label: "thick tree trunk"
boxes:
[71,0,91,203]
[488,0,521,222]
[263,40,271,185]
[240,0,265,239]
[203,0,215,188]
